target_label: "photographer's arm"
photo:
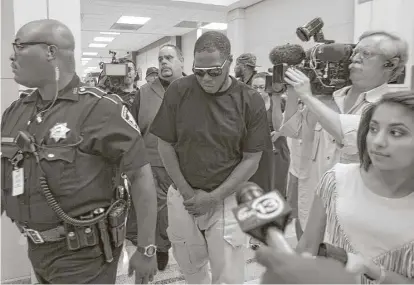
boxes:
[279,88,304,139]
[285,68,343,143]
[300,93,343,142]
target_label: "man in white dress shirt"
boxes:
[280,30,409,230]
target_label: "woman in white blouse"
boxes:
[297,91,414,283]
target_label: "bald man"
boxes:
[2,19,157,284]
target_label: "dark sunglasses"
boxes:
[12,42,52,53]
[192,59,228,77]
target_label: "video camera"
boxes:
[266,17,355,95]
[98,51,138,93]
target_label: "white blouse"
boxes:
[316,163,414,280]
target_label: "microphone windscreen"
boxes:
[269,44,306,66]
[313,43,354,62]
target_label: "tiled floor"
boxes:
[116,220,298,284]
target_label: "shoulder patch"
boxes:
[121,105,140,134]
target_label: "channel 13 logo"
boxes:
[236,192,284,222]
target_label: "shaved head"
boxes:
[11,19,76,88]
[17,19,75,50]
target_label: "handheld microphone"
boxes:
[232,182,294,253]
[296,17,324,42]
[312,43,354,62]
[269,44,306,66]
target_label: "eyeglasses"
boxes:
[351,48,388,60]
[12,42,52,53]
[192,59,228,77]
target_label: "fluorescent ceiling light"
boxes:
[93,37,115,42]
[89,43,107,48]
[116,16,151,25]
[100,32,121,35]
[86,67,98,70]
[201,22,228,30]
[82,58,92,60]
[83,52,98,56]
[171,0,239,6]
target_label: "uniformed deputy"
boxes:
[2,19,157,284]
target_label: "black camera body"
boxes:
[266,18,354,95]
[98,51,138,93]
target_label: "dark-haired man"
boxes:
[145,67,159,83]
[150,31,271,283]
[234,53,259,85]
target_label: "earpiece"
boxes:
[55,66,60,81]
[384,61,394,68]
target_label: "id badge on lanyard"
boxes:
[10,151,24,196]
[12,168,24,196]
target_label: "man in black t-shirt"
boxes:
[150,31,272,284]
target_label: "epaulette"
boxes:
[77,86,119,105]
[19,88,36,99]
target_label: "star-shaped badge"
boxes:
[49,123,71,143]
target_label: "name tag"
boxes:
[12,168,24,196]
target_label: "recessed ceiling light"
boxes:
[117,16,151,25]
[171,0,239,6]
[93,37,115,42]
[83,52,98,56]
[201,23,228,30]
[89,43,107,48]
[100,32,121,35]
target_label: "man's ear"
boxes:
[228,54,234,63]
[47,45,58,61]
[385,57,400,70]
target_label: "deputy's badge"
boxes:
[121,105,140,134]
[49,123,70,142]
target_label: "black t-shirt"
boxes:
[150,74,272,192]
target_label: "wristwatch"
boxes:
[136,244,157,257]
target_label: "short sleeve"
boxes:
[315,169,337,210]
[82,96,148,173]
[243,94,272,153]
[149,80,179,144]
[339,114,362,155]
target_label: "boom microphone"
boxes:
[269,44,306,66]
[312,43,354,62]
[233,182,294,253]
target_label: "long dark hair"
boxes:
[357,90,414,171]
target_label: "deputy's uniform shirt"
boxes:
[150,74,272,192]
[1,75,148,231]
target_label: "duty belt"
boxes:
[16,223,66,244]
